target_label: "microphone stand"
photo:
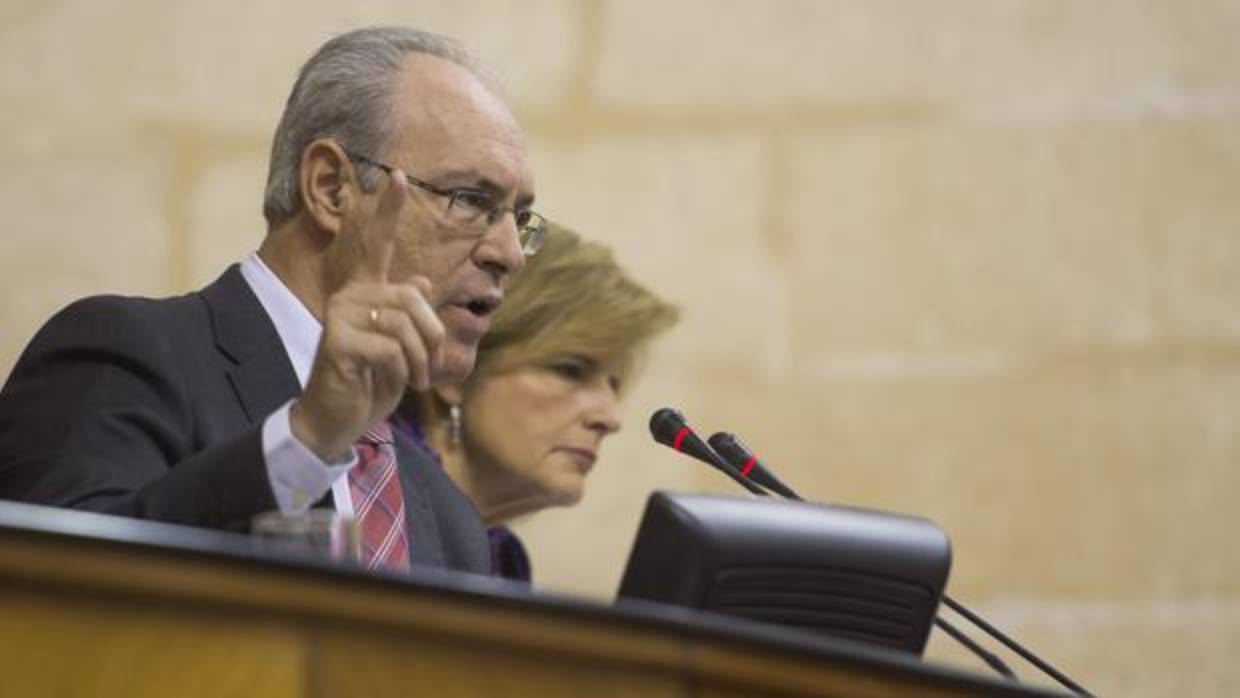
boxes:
[939,595,1093,696]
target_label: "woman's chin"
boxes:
[545,475,585,508]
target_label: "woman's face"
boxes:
[459,353,625,520]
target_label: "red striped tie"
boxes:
[349,422,410,572]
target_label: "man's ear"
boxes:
[298,139,356,235]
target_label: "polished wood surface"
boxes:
[0,501,1065,697]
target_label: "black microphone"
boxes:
[694,424,1092,696]
[648,408,768,496]
[707,432,802,500]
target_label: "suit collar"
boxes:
[202,264,301,423]
[237,253,319,387]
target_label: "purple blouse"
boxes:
[391,404,532,583]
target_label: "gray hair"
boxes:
[262,26,482,226]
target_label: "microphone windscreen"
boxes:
[649,408,716,462]
[707,432,743,460]
[649,407,688,447]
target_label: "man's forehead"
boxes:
[389,54,531,189]
[397,53,494,102]
[393,55,520,141]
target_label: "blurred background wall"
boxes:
[2,1,1237,695]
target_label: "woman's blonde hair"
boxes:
[472,223,679,386]
[414,224,678,423]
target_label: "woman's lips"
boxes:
[559,447,597,472]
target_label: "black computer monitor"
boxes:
[617,491,952,655]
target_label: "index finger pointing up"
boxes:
[358,166,409,283]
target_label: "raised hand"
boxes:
[290,168,445,462]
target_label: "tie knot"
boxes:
[358,421,394,446]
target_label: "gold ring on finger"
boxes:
[369,307,380,329]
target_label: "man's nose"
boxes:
[475,211,526,280]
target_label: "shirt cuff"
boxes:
[263,400,356,513]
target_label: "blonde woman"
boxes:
[396,224,678,580]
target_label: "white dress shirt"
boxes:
[238,252,357,516]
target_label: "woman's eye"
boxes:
[549,361,588,381]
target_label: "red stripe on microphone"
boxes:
[672,427,690,451]
[741,455,757,478]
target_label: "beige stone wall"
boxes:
[3,1,1237,695]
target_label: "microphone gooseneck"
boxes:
[940,595,1093,696]
[707,432,803,501]
[648,408,768,496]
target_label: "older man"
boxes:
[0,27,543,575]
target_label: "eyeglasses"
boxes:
[350,153,547,256]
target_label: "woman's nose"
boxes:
[584,383,622,435]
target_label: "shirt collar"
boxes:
[238,252,320,388]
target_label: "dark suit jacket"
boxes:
[0,265,491,574]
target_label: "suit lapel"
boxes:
[393,430,447,568]
[201,265,301,424]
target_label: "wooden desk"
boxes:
[0,501,1064,697]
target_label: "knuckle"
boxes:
[426,322,446,345]
[325,293,350,317]
[387,351,409,380]
[396,285,423,309]
[407,339,428,364]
